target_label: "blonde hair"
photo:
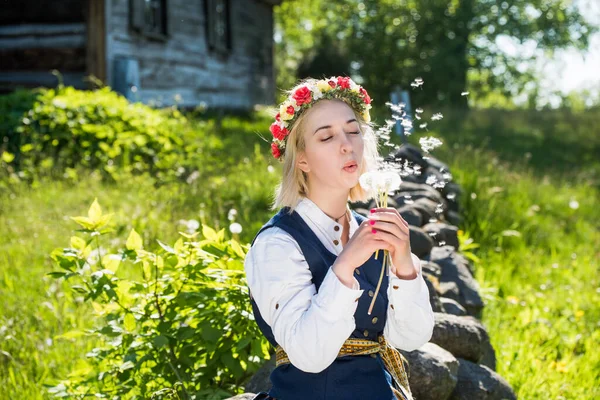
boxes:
[270,79,381,215]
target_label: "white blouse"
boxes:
[244,196,435,373]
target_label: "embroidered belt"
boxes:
[275,334,413,400]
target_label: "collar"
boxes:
[295,196,359,242]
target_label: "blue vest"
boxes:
[248,206,397,400]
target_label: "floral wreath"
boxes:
[269,76,373,160]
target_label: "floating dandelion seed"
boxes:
[461,91,469,96]
[431,113,444,121]
[419,122,428,129]
[411,77,424,88]
[267,165,275,173]
[419,136,443,153]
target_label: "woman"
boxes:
[244,76,434,400]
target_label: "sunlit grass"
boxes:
[1,109,599,398]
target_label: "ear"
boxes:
[296,151,310,173]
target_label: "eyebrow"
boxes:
[313,118,358,135]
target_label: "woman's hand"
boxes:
[331,215,392,282]
[368,207,417,279]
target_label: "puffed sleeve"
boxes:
[383,252,435,351]
[244,227,364,373]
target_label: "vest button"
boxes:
[390,304,394,310]
[372,316,378,324]
[275,303,279,309]
[333,239,339,245]
[368,290,374,297]
[363,329,369,337]
[334,225,340,231]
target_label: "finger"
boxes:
[369,220,409,240]
[373,225,406,247]
[371,209,409,232]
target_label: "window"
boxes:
[130,0,167,39]
[204,0,231,54]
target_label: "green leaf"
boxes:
[229,239,246,259]
[202,224,218,241]
[88,197,102,221]
[201,325,221,343]
[124,313,136,332]
[70,236,87,251]
[153,335,169,348]
[126,228,143,250]
[70,216,95,230]
[156,239,176,254]
[103,254,121,273]
[1,151,15,163]
[46,271,66,278]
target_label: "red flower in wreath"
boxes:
[337,76,351,89]
[286,105,295,116]
[271,142,281,158]
[292,86,312,106]
[359,87,371,105]
[269,123,288,141]
[275,112,281,122]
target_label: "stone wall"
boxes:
[233,143,517,400]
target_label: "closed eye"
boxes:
[321,132,360,142]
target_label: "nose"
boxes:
[340,131,353,154]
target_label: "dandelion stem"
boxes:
[368,249,387,315]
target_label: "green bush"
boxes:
[46,199,270,399]
[0,86,221,185]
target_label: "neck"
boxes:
[305,190,350,223]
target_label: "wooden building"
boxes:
[0,0,283,109]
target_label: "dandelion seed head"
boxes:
[229,222,243,234]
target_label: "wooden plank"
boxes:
[0,71,87,89]
[0,47,86,70]
[0,23,85,36]
[0,0,85,24]
[86,0,106,82]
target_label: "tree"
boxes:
[274,0,597,108]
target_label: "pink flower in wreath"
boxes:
[359,87,372,105]
[292,86,312,106]
[328,80,337,88]
[270,123,288,141]
[271,142,281,158]
[337,76,351,89]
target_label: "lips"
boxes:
[343,160,357,169]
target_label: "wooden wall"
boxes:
[106,0,279,109]
[0,0,88,92]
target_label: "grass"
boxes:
[1,106,599,399]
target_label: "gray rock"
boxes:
[440,297,467,316]
[400,342,459,400]
[422,222,459,250]
[411,197,445,224]
[446,210,463,226]
[423,275,444,313]
[409,226,435,258]
[243,356,275,394]
[424,246,483,318]
[431,313,493,365]
[398,205,423,227]
[225,395,257,400]
[449,358,516,400]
